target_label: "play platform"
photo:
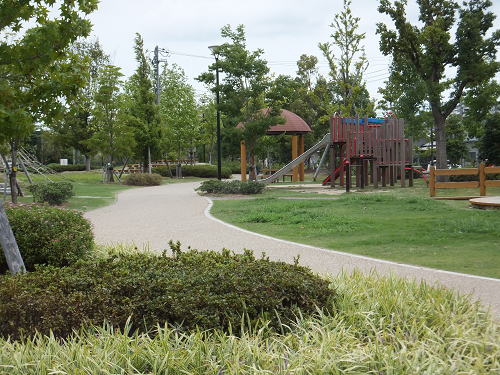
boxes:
[469,196,500,209]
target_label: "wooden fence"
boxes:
[429,163,500,197]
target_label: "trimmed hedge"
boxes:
[152,164,232,179]
[0,204,94,273]
[46,164,87,172]
[450,172,500,182]
[27,181,75,205]
[197,180,266,195]
[0,245,336,340]
[122,173,163,186]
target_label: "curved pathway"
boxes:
[85,181,500,319]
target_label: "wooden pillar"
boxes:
[299,135,305,182]
[479,163,486,196]
[292,134,298,182]
[430,166,436,197]
[331,144,336,188]
[240,141,246,182]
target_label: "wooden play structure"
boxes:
[327,113,414,189]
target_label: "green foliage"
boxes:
[28,181,75,206]
[81,65,135,182]
[223,160,249,174]
[125,34,164,165]
[122,173,163,186]
[152,164,231,179]
[0,204,94,273]
[318,0,374,117]
[196,25,284,165]
[160,64,199,165]
[377,0,500,170]
[0,246,335,340]
[449,173,500,182]
[479,113,500,165]
[197,180,266,195]
[46,164,88,172]
[0,272,498,374]
[0,0,99,144]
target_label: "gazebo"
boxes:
[239,108,312,182]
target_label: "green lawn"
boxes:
[210,178,500,278]
[11,170,204,211]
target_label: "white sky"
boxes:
[88,0,500,107]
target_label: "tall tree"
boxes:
[160,63,199,177]
[478,113,500,165]
[125,33,164,172]
[377,0,500,171]
[0,0,97,274]
[197,25,284,176]
[82,65,135,182]
[318,0,373,117]
[51,37,110,171]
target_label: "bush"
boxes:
[46,164,87,172]
[197,180,266,195]
[0,245,336,340]
[450,172,500,182]
[152,164,232,179]
[122,173,163,186]
[222,160,249,174]
[27,181,75,205]
[0,204,94,273]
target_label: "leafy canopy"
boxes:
[0,0,99,144]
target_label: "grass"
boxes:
[1,270,498,374]
[210,178,500,279]
[9,171,206,211]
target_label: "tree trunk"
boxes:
[177,144,182,178]
[431,105,448,182]
[85,154,91,171]
[10,145,18,204]
[106,155,114,182]
[0,200,25,275]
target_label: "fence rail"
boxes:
[429,164,500,197]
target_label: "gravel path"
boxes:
[85,181,500,319]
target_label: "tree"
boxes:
[125,33,164,172]
[51,37,110,171]
[197,25,284,177]
[377,0,500,172]
[478,113,500,165]
[198,96,218,164]
[82,65,135,182]
[445,114,469,166]
[160,63,199,177]
[318,0,374,117]
[0,0,97,274]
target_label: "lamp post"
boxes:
[208,45,221,180]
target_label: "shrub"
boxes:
[0,204,94,273]
[122,173,163,186]
[0,245,336,340]
[27,181,75,205]
[46,164,87,172]
[152,164,232,179]
[197,180,266,195]
[450,172,500,182]
[222,160,249,174]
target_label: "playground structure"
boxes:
[252,112,414,189]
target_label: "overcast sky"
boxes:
[88,0,500,108]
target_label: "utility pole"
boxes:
[151,46,173,177]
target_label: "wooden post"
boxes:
[331,144,336,188]
[479,163,486,196]
[292,134,298,182]
[0,201,25,275]
[240,141,246,182]
[299,135,305,182]
[430,166,436,197]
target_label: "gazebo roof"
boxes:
[237,108,312,135]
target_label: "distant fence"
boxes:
[429,163,500,197]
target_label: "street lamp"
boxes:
[208,45,221,180]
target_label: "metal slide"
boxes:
[259,133,331,184]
